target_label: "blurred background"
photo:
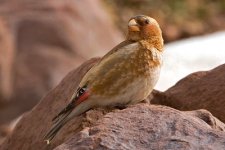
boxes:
[0,0,225,144]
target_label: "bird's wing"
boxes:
[52,85,89,122]
[44,85,90,143]
[78,40,136,87]
[101,40,134,60]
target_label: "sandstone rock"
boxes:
[54,105,225,150]
[0,0,122,125]
[0,117,19,145]
[1,59,225,150]
[152,64,225,123]
[0,125,10,145]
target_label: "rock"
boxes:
[152,64,225,123]
[1,59,225,150]
[54,105,225,150]
[0,0,122,126]
[0,126,11,145]
[0,117,20,145]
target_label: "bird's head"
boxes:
[126,15,162,42]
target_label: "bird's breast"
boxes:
[131,47,162,77]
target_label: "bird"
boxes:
[44,15,164,144]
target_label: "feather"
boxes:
[44,85,89,144]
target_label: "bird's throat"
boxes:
[140,36,163,52]
[133,46,162,76]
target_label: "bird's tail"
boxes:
[44,110,72,144]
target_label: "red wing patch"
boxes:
[52,85,89,122]
[75,90,90,106]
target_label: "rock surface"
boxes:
[54,105,225,150]
[152,64,225,123]
[1,59,225,150]
[0,0,122,125]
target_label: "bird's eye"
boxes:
[145,19,150,24]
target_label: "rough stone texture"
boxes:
[152,64,225,123]
[1,59,225,150]
[0,118,18,145]
[54,104,225,150]
[0,0,122,125]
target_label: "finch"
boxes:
[44,15,163,144]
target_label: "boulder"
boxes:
[54,105,225,150]
[152,64,225,123]
[1,59,225,150]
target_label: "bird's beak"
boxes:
[128,19,140,32]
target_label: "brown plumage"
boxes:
[44,15,164,144]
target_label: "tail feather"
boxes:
[44,86,90,144]
[44,110,72,144]
[52,102,75,123]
